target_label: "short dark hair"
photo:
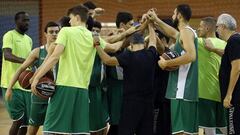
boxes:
[83,1,96,10]
[176,4,192,21]
[116,12,133,28]
[59,16,70,27]
[44,21,59,33]
[67,5,89,22]
[15,11,27,21]
[93,21,102,29]
[129,32,144,44]
[201,17,216,31]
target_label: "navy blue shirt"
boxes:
[116,46,158,102]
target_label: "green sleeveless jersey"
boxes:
[33,45,48,103]
[35,46,47,67]
[165,26,198,101]
[89,54,105,87]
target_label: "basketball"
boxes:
[35,77,55,99]
[45,70,54,80]
[161,49,180,71]
[18,70,34,89]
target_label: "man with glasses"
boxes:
[217,13,240,135]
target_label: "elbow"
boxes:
[104,47,117,53]
[190,54,196,62]
[103,59,112,66]
[4,53,11,61]
[103,58,115,66]
[50,55,60,64]
[186,52,196,63]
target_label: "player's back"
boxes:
[55,26,96,89]
[117,47,158,101]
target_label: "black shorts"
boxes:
[118,99,154,135]
[228,104,240,135]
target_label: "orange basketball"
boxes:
[18,70,34,89]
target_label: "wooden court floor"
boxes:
[0,98,42,135]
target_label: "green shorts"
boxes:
[102,88,110,123]
[2,88,31,126]
[171,99,198,134]
[43,85,89,134]
[29,94,48,126]
[107,79,123,125]
[89,86,108,132]
[198,98,227,128]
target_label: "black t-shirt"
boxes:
[219,33,240,105]
[153,54,169,106]
[116,46,158,102]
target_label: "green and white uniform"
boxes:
[198,38,227,128]
[106,60,123,125]
[29,45,49,126]
[89,52,109,132]
[1,30,32,125]
[43,26,103,134]
[165,26,198,134]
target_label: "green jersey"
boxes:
[198,38,226,102]
[1,30,32,91]
[55,26,105,89]
[166,26,198,101]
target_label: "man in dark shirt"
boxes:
[95,23,158,135]
[217,13,240,135]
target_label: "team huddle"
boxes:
[1,1,240,135]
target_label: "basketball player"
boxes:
[148,4,199,135]
[197,17,227,135]
[31,5,104,134]
[1,11,32,135]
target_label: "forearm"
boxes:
[8,67,25,89]
[96,46,118,66]
[166,53,196,67]
[105,33,127,44]
[212,48,224,56]
[156,37,165,54]
[148,25,156,46]
[139,20,149,33]
[104,41,123,53]
[4,53,25,63]
[34,57,58,80]
[155,18,178,40]
[96,46,111,63]
[226,68,240,96]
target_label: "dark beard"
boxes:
[172,19,179,30]
[19,26,28,33]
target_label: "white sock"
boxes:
[204,128,216,135]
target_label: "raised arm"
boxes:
[96,45,119,66]
[104,26,138,44]
[104,40,124,53]
[147,9,179,40]
[148,23,157,48]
